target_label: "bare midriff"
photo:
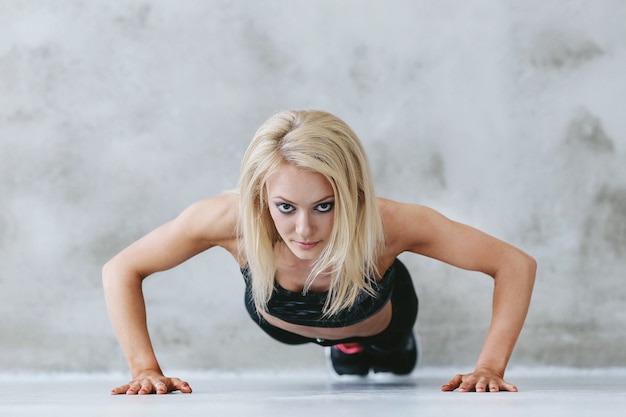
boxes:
[258,300,393,341]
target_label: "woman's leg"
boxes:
[329,259,419,376]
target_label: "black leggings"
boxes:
[244,259,418,350]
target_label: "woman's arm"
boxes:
[381,200,536,392]
[102,193,240,394]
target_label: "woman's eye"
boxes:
[277,203,294,213]
[316,202,334,213]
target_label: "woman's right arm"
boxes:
[102,193,240,394]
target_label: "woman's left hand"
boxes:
[441,370,518,392]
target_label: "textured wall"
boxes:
[1,0,624,373]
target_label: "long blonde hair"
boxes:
[238,110,384,317]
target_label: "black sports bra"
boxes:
[241,259,398,328]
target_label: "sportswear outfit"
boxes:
[241,258,418,375]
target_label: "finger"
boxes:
[500,381,518,392]
[441,374,463,392]
[487,378,502,392]
[111,384,130,395]
[458,375,479,392]
[126,383,142,395]
[475,377,489,392]
[171,378,193,394]
[138,380,155,395]
[458,383,472,392]
[155,381,168,394]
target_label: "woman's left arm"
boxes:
[383,201,537,392]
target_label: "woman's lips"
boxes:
[294,241,319,250]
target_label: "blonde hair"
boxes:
[238,110,384,317]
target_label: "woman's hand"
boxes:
[441,370,518,392]
[111,371,193,395]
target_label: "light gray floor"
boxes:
[2,368,626,417]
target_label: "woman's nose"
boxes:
[295,212,313,238]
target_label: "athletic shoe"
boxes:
[327,343,369,376]
[368,332,418,375]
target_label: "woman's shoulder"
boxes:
[175,191,241,246]
[188,191,240,212]
[182,190,238,218]
[376,197,439,250]
[377,197,430,220]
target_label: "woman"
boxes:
[103,110,536,395]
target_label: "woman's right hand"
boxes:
[111,371,193,395]
[104,195,238,396]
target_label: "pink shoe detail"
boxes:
[335,344,364,355]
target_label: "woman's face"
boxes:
[266,163,335,261]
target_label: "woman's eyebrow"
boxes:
[271,195,335,205]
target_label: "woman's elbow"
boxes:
[101,257,132,290]
[496,249,537,285]
[519,251,537,287]
[101,258,117,290]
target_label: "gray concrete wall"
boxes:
[1,0,624,373]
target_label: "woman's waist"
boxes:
[258,301,392,340]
